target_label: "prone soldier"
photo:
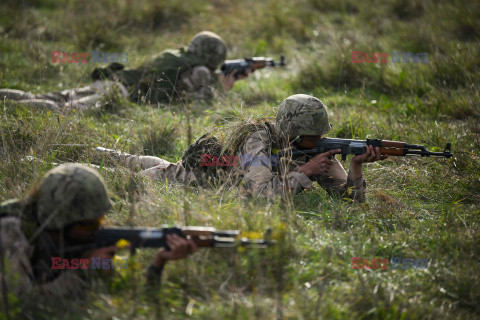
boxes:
[0,31,248,109]
[0,164,196,300]
[95,94,387,202]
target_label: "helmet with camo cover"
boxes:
[275,94,331,139]
[188,31,227,70]
[37,164,112,230]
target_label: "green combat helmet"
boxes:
[275,94,331,139]
[188,31,227,70]
[37,164,113,230]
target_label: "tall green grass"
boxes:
[1,0,479,319]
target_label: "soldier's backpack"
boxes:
[181,133,227,186]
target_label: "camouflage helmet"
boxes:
[275,94,331,139]
[188,31,227,70]
[37,164,112,230]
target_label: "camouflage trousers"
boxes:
[0,80,128,110]
[94,147,197,184]
[20,148,197,184]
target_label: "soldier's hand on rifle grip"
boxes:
[220,70,251,90]
[234,69,251,80]
[152,234,198,268]
[219,70,236,90]
[352,145,388,164]
[298,149,341,177]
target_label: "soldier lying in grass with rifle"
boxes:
[96,94,451,202]
[0,31,284,110]
[0,164,272,303]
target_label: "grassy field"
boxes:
[1,0,479,319]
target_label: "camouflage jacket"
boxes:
[0,200,88,298]
[238,130,366,201]
[92,48,218,104]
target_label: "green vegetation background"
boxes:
[0,0,479,319]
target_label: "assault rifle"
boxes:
[63,226,275,254]
[289,138,453,161]
[221,56,286,79]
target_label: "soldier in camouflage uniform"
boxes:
[0,164,196,299]
[95,94,386,202]
[238,94,387,201]
[0,31,246,109]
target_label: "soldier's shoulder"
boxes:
[147,48,203,70]
[1,199,25,233]
[144,49,179,66]
[153,47,195,60]
[245,129,271,142]
[0,199,23,217]
[0,215,23,234]
[159,48,182,57]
